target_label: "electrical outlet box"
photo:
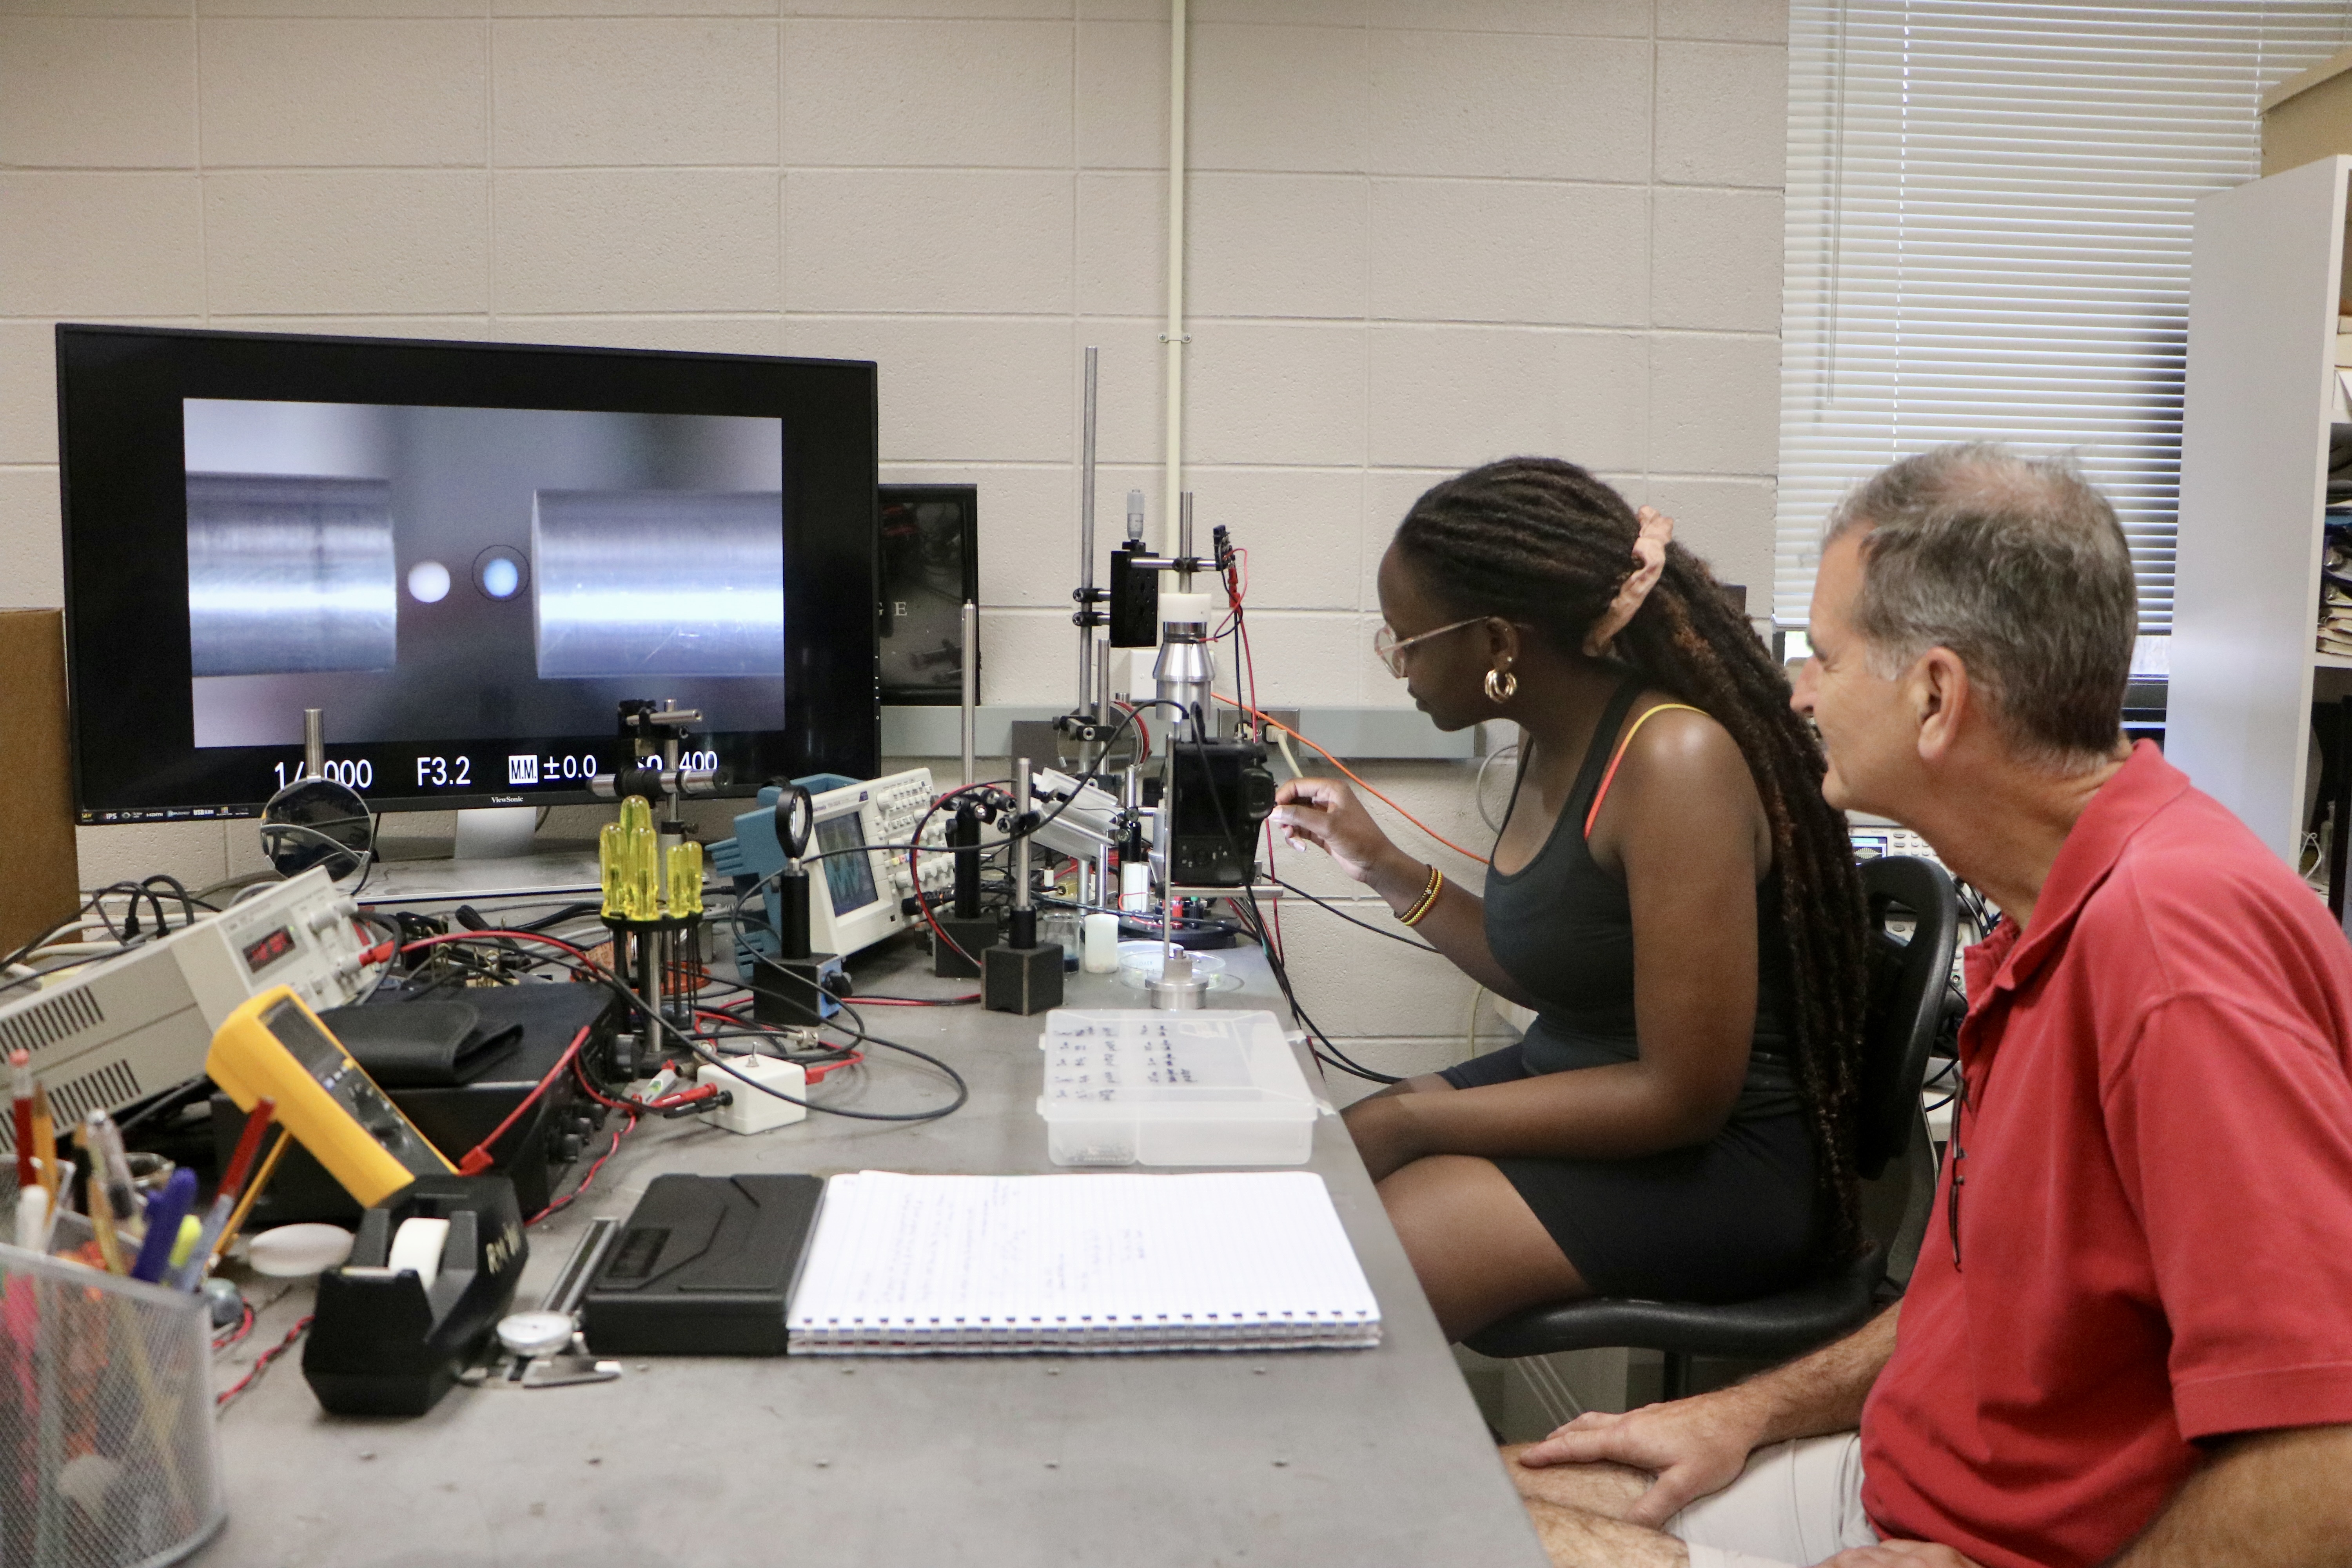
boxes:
[702,1056,807,1135]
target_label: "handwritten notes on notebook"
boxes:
[785,1171,1381,1354]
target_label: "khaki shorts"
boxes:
[1666,1433,1878,1568]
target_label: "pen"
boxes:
[29,1084,56,1201]
[172,1097,276,1290]
[86,1112,134,1225]
[209,1127,292,1270]
[76,1114,131,1275]
[13,1183,47,1252]
[9,1049,32,1190]
[130,1168,196,1283]
[166,1214,202,1276]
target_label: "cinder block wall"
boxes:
[0,0,1788,1082]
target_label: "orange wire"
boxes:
[1215,693,1490,865]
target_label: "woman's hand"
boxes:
[1270,777,1412,890]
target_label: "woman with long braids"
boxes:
[1272,456,1871,1342]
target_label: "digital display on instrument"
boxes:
[263,994,349,1080]
[815,811,879,915]
[242,926,298,974]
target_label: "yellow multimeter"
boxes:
[207,986,456,1207]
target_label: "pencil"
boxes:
[208,1127,292,1268]
[9,1049,32,1191]
[171,1097,275,1290]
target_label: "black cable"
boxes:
[139,875,207,924]
[514,901,602,932]
[0,951,113,1002]
[1016,701,1185,840]
[460,931,971,1125]
[113,1074,212,1136]
[1268,876,1437,953]
[1239,886,1399,1085]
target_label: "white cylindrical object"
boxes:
[1082,911,1122,973]
[1156,588,1215,630]
[388,1216,451,1291]
[16,1184,50,1251]
[1120,859,1151,912]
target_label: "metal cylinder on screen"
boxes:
[185,474,397,677]
[530,490,784,679]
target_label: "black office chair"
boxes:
[1463,855,1960,1401]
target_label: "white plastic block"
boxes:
[703,1056,809,1136]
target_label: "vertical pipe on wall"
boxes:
[1078,345,1099,715]
[1162,0,1189,537]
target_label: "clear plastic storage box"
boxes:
[1038,1009,1320,1167]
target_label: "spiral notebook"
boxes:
[784,1170,1382,1355]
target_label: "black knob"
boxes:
[558,1133,585,1161]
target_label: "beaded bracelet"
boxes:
[1397,864,1444,927]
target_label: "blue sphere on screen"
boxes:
[481,557,520,599]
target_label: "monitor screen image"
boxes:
[185,398,787,761]
[57,326,879,820]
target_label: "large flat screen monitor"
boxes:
[56,325,878,822]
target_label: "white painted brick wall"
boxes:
[0,0,1788,1073]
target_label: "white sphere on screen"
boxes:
[481,557,521,599]
[407,561,451,603]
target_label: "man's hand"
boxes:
[1516,1393,1773,1528]
[1824,1545,1983,1568]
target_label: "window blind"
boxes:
[1777,0,2352,634]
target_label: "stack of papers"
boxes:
[2322,520,2352,658]
[784,1169,1381,1354]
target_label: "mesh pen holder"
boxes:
[0,1221,227,1568]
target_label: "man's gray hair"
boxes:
[1824,443,2135,772]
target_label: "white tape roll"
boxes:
[388,1217,451,1290]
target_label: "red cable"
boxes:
[216,1316,312,1408]
[528,1111,635,1225]
[456,1024,589,1176]
[1215,694,1490,864]
[800,1051,864,1083]
[212,1301,255,1353]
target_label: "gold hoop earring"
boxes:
[1484,668,1517,704]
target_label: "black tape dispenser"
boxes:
[303,1174,528,1416]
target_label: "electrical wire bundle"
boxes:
[375,926,973,1141]
[0,876,222,1002]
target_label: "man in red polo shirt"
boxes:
[1501,444,2352,1568]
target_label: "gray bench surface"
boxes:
[203,942,1547,1568]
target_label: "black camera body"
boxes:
[1167,740,1276,887]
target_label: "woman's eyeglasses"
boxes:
[1372,616,1489,678]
